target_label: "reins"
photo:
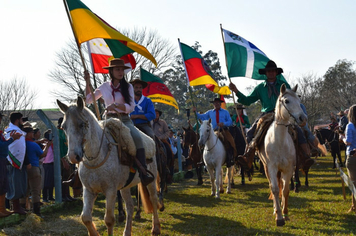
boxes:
[205,127,220,152]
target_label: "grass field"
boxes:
[1,154,356,236]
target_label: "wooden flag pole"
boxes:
[220,24,247,144]
[178,38,200,130]
[63,0,101,120]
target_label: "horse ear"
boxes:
[77,96,84,110]
[208,118,211,124]
[57,100,68,113]
[280,83,286,94]
[292,84,298,93]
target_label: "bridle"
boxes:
[276,92,298,127]
[202,124,219,152]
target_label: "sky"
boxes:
[1,0,356,109]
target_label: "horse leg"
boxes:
[282,172,293,222]
[81,188,99,236]
[121,188,134,236]
[269,170,284,226]
[117,190,125,223]
[146,182,161,235]
[294,168,300,193]
[241,166,245,185]
[217,168,223,198]
[196,164,203,185]
[226,166,232,194]
[207,166,216,197]
[158,171,165,212]
[305,170,309,187]
[104,189,117,236]
[134,186,142,220]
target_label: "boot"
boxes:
[300,143,314,170]
[135,148,154,186]
[12,199,26,215]
[33,202,42,217]
[0,194,13,217]
[238,144,256,169]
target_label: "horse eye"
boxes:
[285,99,289,104]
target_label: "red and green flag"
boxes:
[140,68,179,110]
[65,0,157,66]
[87,38,136,74]
[178,40,230,95]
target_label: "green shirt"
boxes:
[236,75,291,113]
[58,128,68,158]
[231,114,251,128]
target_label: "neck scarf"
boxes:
[267,81,278,98]
[110,82,120,101]
[135,95,145,111]
[236,115,245,124]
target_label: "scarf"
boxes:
[135,95,145,111]
[236,115,245,124]
[267,81,278,98]
[110,82,120,101]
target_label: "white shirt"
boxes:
[86,81,135,114]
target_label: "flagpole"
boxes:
[178,38,200,130]
[220,24,247,144]
[63,0,101,120]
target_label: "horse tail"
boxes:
[138,183,153,214]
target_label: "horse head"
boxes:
[57,96,92,164]
[198,119,212,148]
[277,84,307,127]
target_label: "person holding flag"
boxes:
[84,58,154,186]
[229,60,314,170]
[192,97,237,168]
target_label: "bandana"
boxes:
[267,82,278,98]
[110,82,120,101]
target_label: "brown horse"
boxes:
[182,124,204,185]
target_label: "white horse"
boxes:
[198,119,233,199]
[258,84,307,226]
[57,97,161,236]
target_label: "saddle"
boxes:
[252,113,297,151]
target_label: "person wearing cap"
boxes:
[129,78,156,140]
[0,113,22,217]
[84,58,154,186]
[231,104,250,134]
[229,60,314,170]
[337,110,348,134]
[22,125,52,217]
[192,97,237,168]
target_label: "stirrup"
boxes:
[140,169,155,186]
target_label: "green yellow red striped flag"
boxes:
[65,0,157,66]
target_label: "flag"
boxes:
[220,95,227,110]
[65,0,157,66]
[179,41,231,95]
[222,28,270,80]
[87,38,136,74]
[140,68,179,110]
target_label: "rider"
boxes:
[229,60,314,169]
[129,78,156,140]
[84,58,154,186]
[192,97,237,168]
[231,103,250,134]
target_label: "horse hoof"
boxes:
[276,219,285,226]
[134,213,141,220]
[227,191,232,194]
[294,188,299,193]
[219,189,224,193]
[284,216,290,221]
[118,214,125,223]
[159,205,165,212]
[197,181,203,185]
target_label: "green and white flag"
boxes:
[222,28,270,80]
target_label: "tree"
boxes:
[0,77,37,130]
[320,59,356,113]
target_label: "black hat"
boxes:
[155,109,162,116]
[209,98,223,103]
[130,78,148,89]
[258,60,283,75]
[236,103,245,109]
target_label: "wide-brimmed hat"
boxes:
[236,103,245,109]
[337,110,345,116]
[155,109,162,116]
[23,125,33,133]
[209,98,224,103]
[130,78,148,89]
[258,60,283,75]
[103,58,131,70]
